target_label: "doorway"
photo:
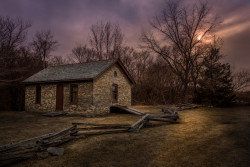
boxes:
[56,84,64,111]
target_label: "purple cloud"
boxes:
[0,0,249,69]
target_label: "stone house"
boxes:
[23,59,135,115]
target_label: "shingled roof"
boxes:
[23,59,135,84]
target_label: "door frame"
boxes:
[56,84,64,111]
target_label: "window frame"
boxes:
[112,84,118,103]
[114,71,117,77]
[70,84,78,105]
[35,86,41,104]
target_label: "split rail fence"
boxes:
[0,108,179,165]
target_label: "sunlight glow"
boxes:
[198,35,202,40]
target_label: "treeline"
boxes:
[0,16,59,110]
[1,0,250,110]
[0,17,42,110]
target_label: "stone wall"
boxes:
[25,64,133,115]
[93,64,132,114]
[63,82,95,115]
[25,84,56,112]
[25,82,95,115]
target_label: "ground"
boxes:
[0,106,250,167]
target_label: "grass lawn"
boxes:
[0,106,250,167]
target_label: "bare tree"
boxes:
[118,46,134,69]
[132,56,183,105]
[142,0,218,100]
[49,56,69,66]
[0,16,45,110]
[31,30,58,68]
[114,47,153,83]
[233,69,250,92]
[0,16,32,84]
[71,44,96,63]
[131,51,153,83]
[89,21,124,60]
[0,16,31,52]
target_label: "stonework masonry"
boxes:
[25,84,56,112]
[25,82,95,115]
[63,82,94,114]
[93,64,132,114]
[25,63,132,116]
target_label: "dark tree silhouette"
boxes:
[71,45,96,63]
[233,69,250,92]
[0,16,43,110]
[89,21,124,60]
[49,56,69,66]
[31,30,58,68]
[142,0,218,101]
[0,16,31,85]
[196,46,235,107]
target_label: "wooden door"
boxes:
[56,84,64,111]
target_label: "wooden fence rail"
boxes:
[0,109,179,165]
[0,125,77,165]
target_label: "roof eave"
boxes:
[23,78,93,85]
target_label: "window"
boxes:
[70,84,78,104]
[112,84,118,102]
[114,71,117,77]
[35,86,41,104]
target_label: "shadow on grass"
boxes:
[4,106,250,167]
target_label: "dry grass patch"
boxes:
[1,106,250,167]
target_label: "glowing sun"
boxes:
[198,35,202,40]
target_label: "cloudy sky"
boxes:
[0,0,250,70]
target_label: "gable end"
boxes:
[94,59,135,85]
